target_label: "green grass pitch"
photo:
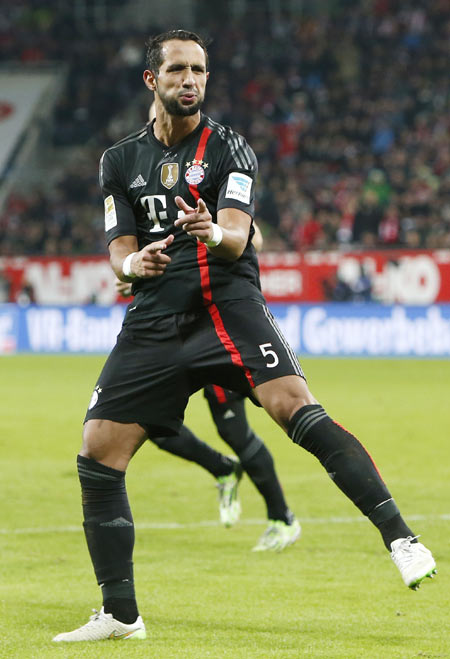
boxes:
[0,355,448,658]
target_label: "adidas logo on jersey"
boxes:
[130,174,146,189]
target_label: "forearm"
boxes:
[109,236,139,281]
[207,208,252,261]
[109,233,174,280]
[206,223,248,261]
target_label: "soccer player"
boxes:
[53,30,436,643]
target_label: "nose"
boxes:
[182,66,195,87]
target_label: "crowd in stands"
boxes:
[0,0,449,258]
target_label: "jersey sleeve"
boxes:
[99,148,137,245]
[216,132,258,218]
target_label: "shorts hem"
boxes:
[84,413,182,438]
[251,370,306,389]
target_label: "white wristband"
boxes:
[205,223,223,248]
[122,252,137,278]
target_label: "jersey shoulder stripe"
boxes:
[99,126,147,185]
[100,125,147,162]
[204,116,256,172]
[111,125,148,149]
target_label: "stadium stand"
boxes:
[0,0,449,257]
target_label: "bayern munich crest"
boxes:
[185,158,208,185]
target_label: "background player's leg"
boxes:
[207,393,291,524]
[151,427,242,527]
[150,427,237,477]
[205,386,301,551]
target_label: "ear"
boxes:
[143,69,156,91]
[206,72,210,81]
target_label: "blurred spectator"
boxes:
[0,267,12,302]
[16,280,36,306]
[352,265,373,302]
[322,275,353,302]
[323,264,372,303]
[352,190,384,245]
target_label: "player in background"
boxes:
[154,386,300,550]
[54,30,436,643]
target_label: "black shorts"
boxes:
[84,299,305,437]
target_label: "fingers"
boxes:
[115,279,133,297]
[174,196,195,214]
[135,234,174,278]
[174,198,210,233]
[146,233,174,253]
[197,198,207,213]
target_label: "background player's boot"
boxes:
[252,518,301,552]
[216,457,243,527]
[53,607,146,642]
[390,537,436,589]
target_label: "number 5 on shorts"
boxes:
[259,342,279,368]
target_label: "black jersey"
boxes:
[100,113,265,317]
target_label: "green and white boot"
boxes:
[217,458,243,527]
[252,518,301,552]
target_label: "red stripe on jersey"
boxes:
[212,385,227,404]
[189,126,214,305]
[189,126,212,202]
[207,303,255,387]
[197,241,212,304]
[188,128,252,386]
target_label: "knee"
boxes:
[81,419,107,460]
[255,376,317,431]
[81,419,146,471]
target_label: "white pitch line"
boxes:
[1,514,449,536]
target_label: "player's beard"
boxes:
[157,88,204,116]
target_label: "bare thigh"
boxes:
[254,375,318,432]
[81,419,148,471]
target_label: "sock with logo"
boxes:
[288,405,415,549]
[77,455,139,622]
[211,398,291,523]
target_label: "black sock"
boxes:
[238,434,291,523]
[103,597,138,624]
[152,426,235,478]
[102,578,138,623]
[376,514,417,550]
[209,398,291,523]
[77,455,139,620]
[288,405,415,549]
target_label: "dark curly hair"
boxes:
[146,29,210,76]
